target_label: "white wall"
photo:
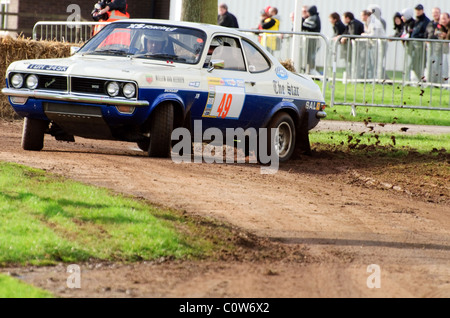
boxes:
[221,0,450,37]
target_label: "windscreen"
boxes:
[79,22,207,65]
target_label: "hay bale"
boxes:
[280,59,297,73]
[0,36,73,119]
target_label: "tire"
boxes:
[259,112,296,163]
[148,103,174,158]
[21,117,48,151]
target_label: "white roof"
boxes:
[111,19,245,38]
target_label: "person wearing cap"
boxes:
[410,4,430,82]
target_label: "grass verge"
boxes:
[0,274,53,298]
[310,131,450,155]
[320,80,450,126]
[0,162,234,266]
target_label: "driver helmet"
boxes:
[142,32,167,52]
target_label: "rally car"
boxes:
[2,19,326,162]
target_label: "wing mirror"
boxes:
[208,59,224,72]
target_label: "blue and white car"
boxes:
[2,19,326,162]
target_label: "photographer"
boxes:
[93,0,129,21]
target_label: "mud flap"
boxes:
[293,107,312,158]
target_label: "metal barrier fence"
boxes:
[331,35,450,111]
[30,21,450,111]
[32,21,109,43]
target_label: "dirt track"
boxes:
[1,119,449,298]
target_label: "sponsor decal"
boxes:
[127,24,178,32]
[273,80,300,97]
[202,77,246,119]
[155,75,184,83]
[27,64,68,72]
[189,81,200,88]
[305,101,323,110]
[275,66,289,80]
[145,75,153,84]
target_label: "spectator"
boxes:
[341,11,365,44]
[260,9,280,54]
[93,0,129,20]
[340,12,365,79]
[300,5,309,31]
[218,3,239,28]
[360,10,386,79]
[361,10,385,37]
[329,12,346,40]
[368,4,387,31]
[438,13,450,84]
[410,4,430,82]
[426,7,441,38]
[392,12,405,38]
[401,8,415,38]
[426,7,442,83]
[302,5,321,75]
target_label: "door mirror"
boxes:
[208,59,224,72]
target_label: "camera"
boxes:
[91,1,108,21]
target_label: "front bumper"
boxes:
[1,88,149,107]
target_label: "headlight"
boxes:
[11,74,24,89]
[123,83,136,99]
[106,81,120,97]
[26,74,39,89]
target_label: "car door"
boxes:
[193,35,251,133]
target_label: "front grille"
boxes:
[71,77,107,95]
[37,75,68,91]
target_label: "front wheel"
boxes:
[148,103,174,158]
[21,117,48,151]
[260,112,296,163]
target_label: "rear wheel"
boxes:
[21,117,48,151]
[259,112,296,163]
[148,103,174,158]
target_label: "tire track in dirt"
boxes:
[0,120,449,297]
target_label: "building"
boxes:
[0,0,171,37]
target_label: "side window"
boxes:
[205,36,246,71]
[242,40,271,73]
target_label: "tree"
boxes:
[181,0,217,25]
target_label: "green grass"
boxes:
[310,130,449,155]
[319,79,450,126]
[0,162,225,266]
[0,274,54,298]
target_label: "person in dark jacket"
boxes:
[341,11,365,43]
[329,12,346,40]
[410,4,430,81]
[392,12,404,38]
[218,3,239,28]
[302,6,321,75]
[340,12,365,78]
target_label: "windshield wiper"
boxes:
[86,49,130,56]
[131,53,186,62]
